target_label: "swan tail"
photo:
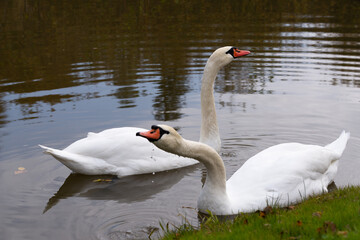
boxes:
[39,145,58,154]
[325,131,350,157]
[39,145,73,161]
[39,145,116,175]
[39,144,82,165]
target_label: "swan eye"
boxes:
[225,47,238,58]
[137,125,171,142]
[226,48,234,55]
[151,125,170,136]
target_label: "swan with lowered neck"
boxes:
[39,46,250,177]
[137,125,350,215]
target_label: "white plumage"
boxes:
[40,46,250,177]
[138,125,350,215]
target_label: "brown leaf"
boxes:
[337,231,348,236]
[324,221,337,233]
[259,206,273,218]
[264,206,273,214]
[318,221,337,234]
[287,205,296,210]
[297,220,303,227]
[14,167,27,175]
[259,211,266,218]
[312,211,322,218]
[289,236,300,240]
[243,218,248,225]
[93,179,113,183]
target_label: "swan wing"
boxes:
[227,132,349,211]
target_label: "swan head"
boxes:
[209,46,250,69]
[136,125,183,155]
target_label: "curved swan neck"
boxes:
[165,138,231,213]
[167,138,225,187]
[187,139,225,184]
[200,60,221,152]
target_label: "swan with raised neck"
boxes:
[137,125,350,215]
[200,46,250,152]
[39,46,250,177]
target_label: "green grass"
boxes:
[160,186,360,240]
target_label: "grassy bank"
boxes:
[160,186,360,239]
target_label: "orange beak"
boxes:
[136,128,161,142]
[233,49,251,58]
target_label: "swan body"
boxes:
[39,127,196,176]
[40,46,250,177]
[137,125,350,215]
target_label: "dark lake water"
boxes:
[1,0,360,239]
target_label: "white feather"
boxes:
[148,125,350,215]
[40,46,248,177]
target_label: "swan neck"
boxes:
[200,60,221,152]
[180,139,226,186]
[178,139,230,214]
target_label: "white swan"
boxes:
[137,125,350,215]
[39,46,251,177]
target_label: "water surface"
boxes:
[1,0,360,239]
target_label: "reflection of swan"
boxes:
[43,165,197,213]
[137,125,350,215]
[39,47,250,177]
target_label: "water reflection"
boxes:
[1,0,360,126]
[152,50,191,121]
[43,165,197,213]
[0,100,6,150]
[1,0,360,239]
